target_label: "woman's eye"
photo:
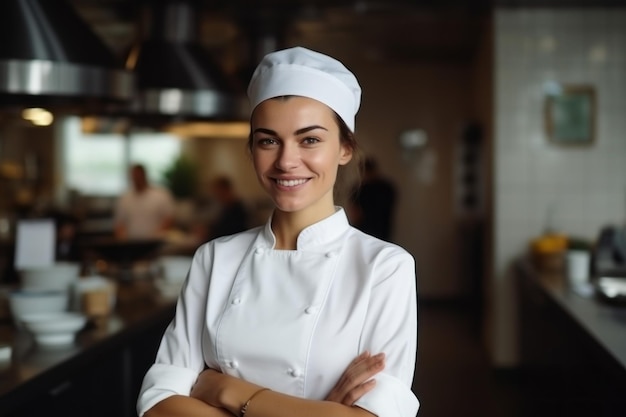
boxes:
[257,138,277,146]
[302,137,320,145]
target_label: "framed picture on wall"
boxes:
[544,84,596,145]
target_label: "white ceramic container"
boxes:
[159,256,192,284]
[19,262,80,292]
[20,312,87,347]
[566,249,591,289]
[8,290,69,326]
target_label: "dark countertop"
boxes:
[515,258,626,416]
[516,258,626,375]
[0,279,176,414]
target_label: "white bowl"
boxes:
[8,290,69,326]
[154,278,183,300]
[20,312,87,347]
[19,262,80,292]
[160,256,192,284]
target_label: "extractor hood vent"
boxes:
[0,0,133,109]
[124,0,247,122]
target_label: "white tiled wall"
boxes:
[490,8,626,365]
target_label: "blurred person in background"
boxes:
[348,157,397,241]
[54,212,80,262]
[114,164,175,240]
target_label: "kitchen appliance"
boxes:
[592,226,626,277]
[592,226,626,303]
[122,0,246,123]
[0,0,133,109]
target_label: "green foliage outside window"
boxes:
[162,155,198,199]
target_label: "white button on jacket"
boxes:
[137,208,419,417]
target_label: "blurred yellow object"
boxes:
[530,233,567,273]
[531,233,568,254]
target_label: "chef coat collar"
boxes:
[262,207,350,250]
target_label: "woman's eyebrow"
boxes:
[295,125,328,135]
[253,125,328,136]
[253,128,276,135]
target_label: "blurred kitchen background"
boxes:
[1,0,626,416]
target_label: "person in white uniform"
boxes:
[137,46,419,417]
[114,164,175,240]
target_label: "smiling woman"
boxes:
[137,47,419,417]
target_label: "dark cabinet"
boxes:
[8,350,127,417]
[517,264,626,417]
[2,305,172,417]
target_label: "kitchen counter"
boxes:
[0,279,176,417]
[517,259,626,373]
[516,258,626,416]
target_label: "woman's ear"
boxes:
[339,145,353,166]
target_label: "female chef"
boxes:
[137,46,419,417]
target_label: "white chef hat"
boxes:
[247,46,362,132]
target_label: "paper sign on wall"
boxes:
[14,219,56,269]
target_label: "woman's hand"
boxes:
[190,368,231,408]
[191,353,384,413]
[191,368,263,413]
[325,351,385,406]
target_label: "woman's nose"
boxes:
[274,143,300,171]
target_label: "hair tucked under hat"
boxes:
[247,47,362,132]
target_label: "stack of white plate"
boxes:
[8,290,69,327]
[6,262,88,347]
[19,312,87,347]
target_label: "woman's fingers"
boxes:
[349,350,373,368]
[326,352,385,405]
[339,352,385,390]
[341,378,377,405]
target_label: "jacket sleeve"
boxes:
[136,244,212,416]
[354,246,419,417]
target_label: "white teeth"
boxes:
[276,178,307,187]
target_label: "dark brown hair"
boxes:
[333,112,362,203]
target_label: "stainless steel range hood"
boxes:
[0,0,133,108]
[124,0,247,122]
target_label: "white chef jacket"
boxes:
[137,208,419,417]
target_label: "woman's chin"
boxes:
[273,201,305,213]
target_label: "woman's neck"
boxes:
[271,206,335,250]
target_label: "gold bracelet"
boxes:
[240,387,270,417]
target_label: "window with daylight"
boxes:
[61,117,182,196]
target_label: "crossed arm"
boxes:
[144,351,385,417]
